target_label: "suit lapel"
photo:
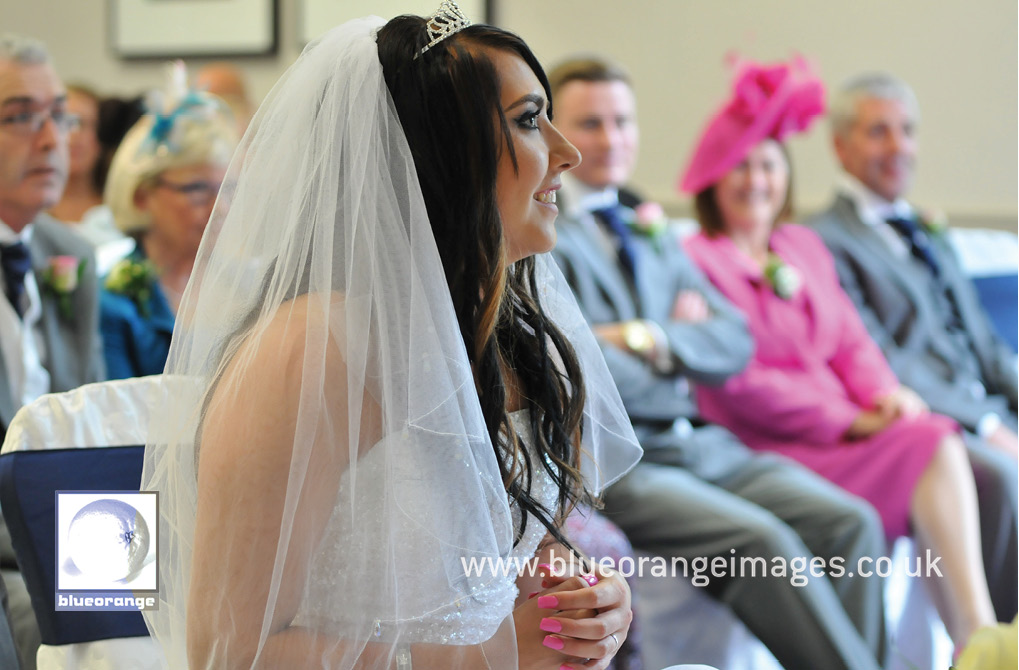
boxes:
[832,196,934,312]
[833,196,970,365]
[567,215,640,320]
[29,221,86,392]
[630,234,670,319]
[928,230,998,366]
[30,225,65,389]
[0,342,16,429]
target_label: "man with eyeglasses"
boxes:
[0,34,105,670]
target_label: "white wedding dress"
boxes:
[293,411,556,645]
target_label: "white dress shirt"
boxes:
[837,173,916,259]
[560,174,621,260]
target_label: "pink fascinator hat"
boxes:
[678,55,825,194]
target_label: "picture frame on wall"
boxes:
[109,0,278,59]
[299,0,491,46]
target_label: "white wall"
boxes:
[4,0,1016,226]
[496,0,1018,225]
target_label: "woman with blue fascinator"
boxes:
[141,4,649,669]
[101,63,236,379]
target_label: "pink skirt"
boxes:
[752,413,958,539]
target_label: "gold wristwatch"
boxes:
[623,320,655,357]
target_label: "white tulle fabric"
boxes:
[140,15,641,670]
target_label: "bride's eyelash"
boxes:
[515,110,540,130]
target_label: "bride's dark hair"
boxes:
[377,17,590,549]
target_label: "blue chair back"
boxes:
[0,446,149,645]
[972,273,1018,353]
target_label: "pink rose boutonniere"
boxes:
[42,255,87,320]
[624,202,670,251]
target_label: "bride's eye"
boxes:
[515,110,540,130]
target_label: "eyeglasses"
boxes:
[154,178,223,206]
[0,106,81,136]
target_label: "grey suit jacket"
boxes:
[0,214,105,567]
[552,202,754,475]
[808,195,1017,430]
[0,214,105,430]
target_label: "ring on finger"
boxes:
[609,633,619,650]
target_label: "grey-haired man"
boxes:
[0,34,106,669]
[808,72,1017,622]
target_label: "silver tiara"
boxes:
[417,0,472,57]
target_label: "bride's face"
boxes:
[490,49,581,264]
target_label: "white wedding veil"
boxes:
[141,14,641,670]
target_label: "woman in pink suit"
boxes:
[679,57,1002,655]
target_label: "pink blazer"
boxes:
[684,224,899,448]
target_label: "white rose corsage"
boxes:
[763,252,801,300]
[105,258,159,317]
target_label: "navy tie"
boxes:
[885,216,940,278]
[593,205,638,277]
[1,242,31,317]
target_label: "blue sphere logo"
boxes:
[66,498,150,582]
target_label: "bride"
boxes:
[141,4,647,669]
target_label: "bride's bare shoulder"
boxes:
[209,291,349,409]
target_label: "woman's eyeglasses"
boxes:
[154,178,223,206]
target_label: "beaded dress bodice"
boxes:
[292,410,556,644]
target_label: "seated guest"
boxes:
[808,73,1017,453]
[195,62,255,136]
[806,73,1018,622]
[680,56,1011,655]
[0,33,105,669]
[100,64,236,379]
[47,84,103,227]
[548,57,887,670]
[48,84,142,273]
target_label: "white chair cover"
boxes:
[0,376,187,670]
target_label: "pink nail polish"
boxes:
[541,579,549,588]
[527,591,539,599]
[537,595,558,608]
[540,617,562,633]
[582,573,599,586]
[537,562,552,572]
[543,635,565,650]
